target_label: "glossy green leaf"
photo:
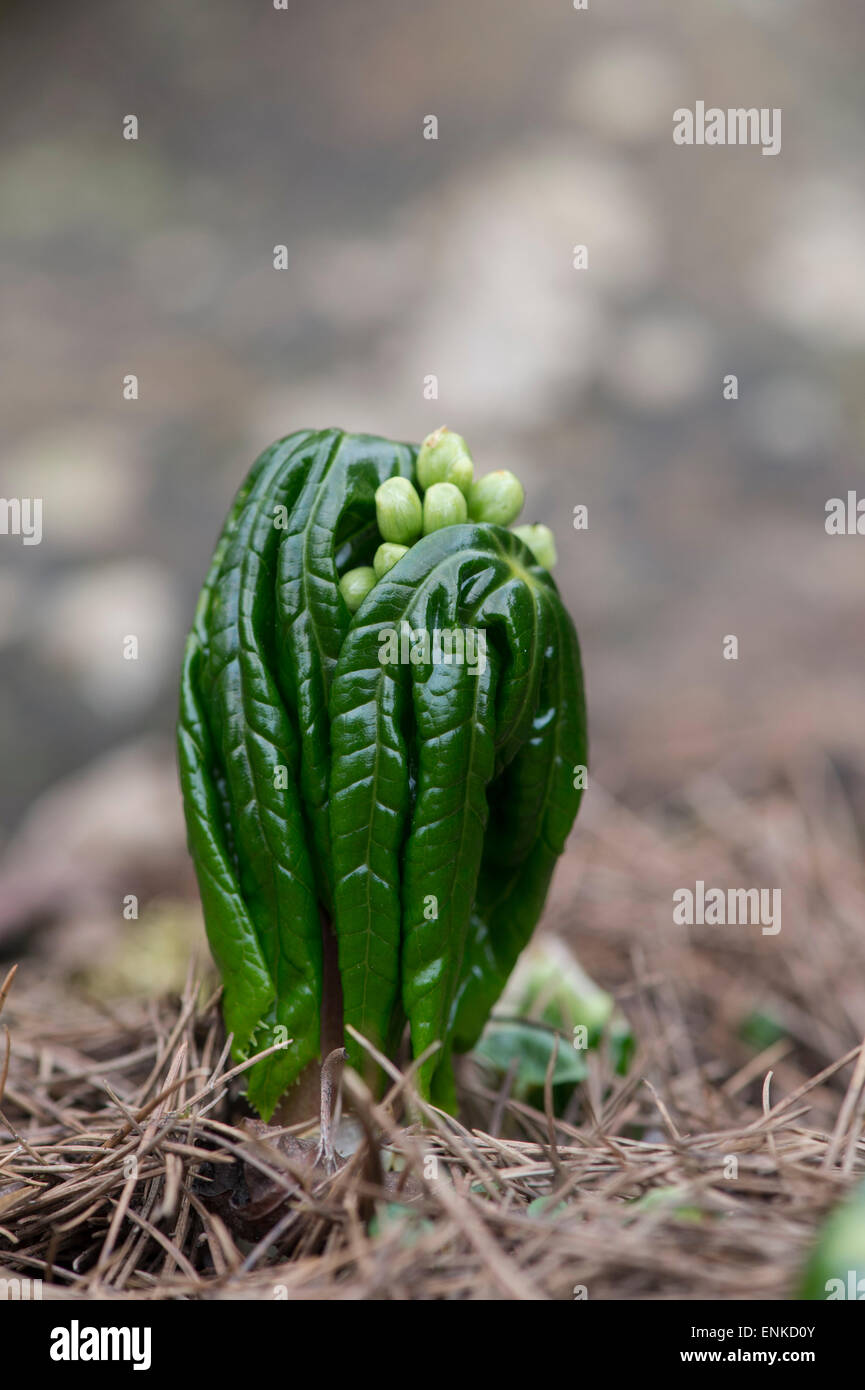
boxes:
[178,430,586,1117]
[178,429,416,1116]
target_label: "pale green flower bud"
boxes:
[373,542,409,579]
[512,523,557,570]
[375,477,423,544]
[442,451,473,496]
[416,426,474,495]
[339,566,377,613]
[467,470,525,527]
[423,481,467,534]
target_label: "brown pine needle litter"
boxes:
[1,758,865,1300]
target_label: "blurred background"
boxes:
[1,0,864,979]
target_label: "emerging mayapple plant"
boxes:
[178,427,587,1118]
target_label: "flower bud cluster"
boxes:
[339,427,555,614]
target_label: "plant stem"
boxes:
[319,905,344,1060]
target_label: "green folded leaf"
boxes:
[473,1022,589,1093]
[178,429,587,1117]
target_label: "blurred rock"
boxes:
[0,573,26,650]
[563,43,682,145]
[35,561,179,716]
[393,149,660,432]
[744,375,841,463]
[132,227,228,315]
[753,180,865,348]
[602,313,716,413]
[0,737,190,953]
[3,423,144,551]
